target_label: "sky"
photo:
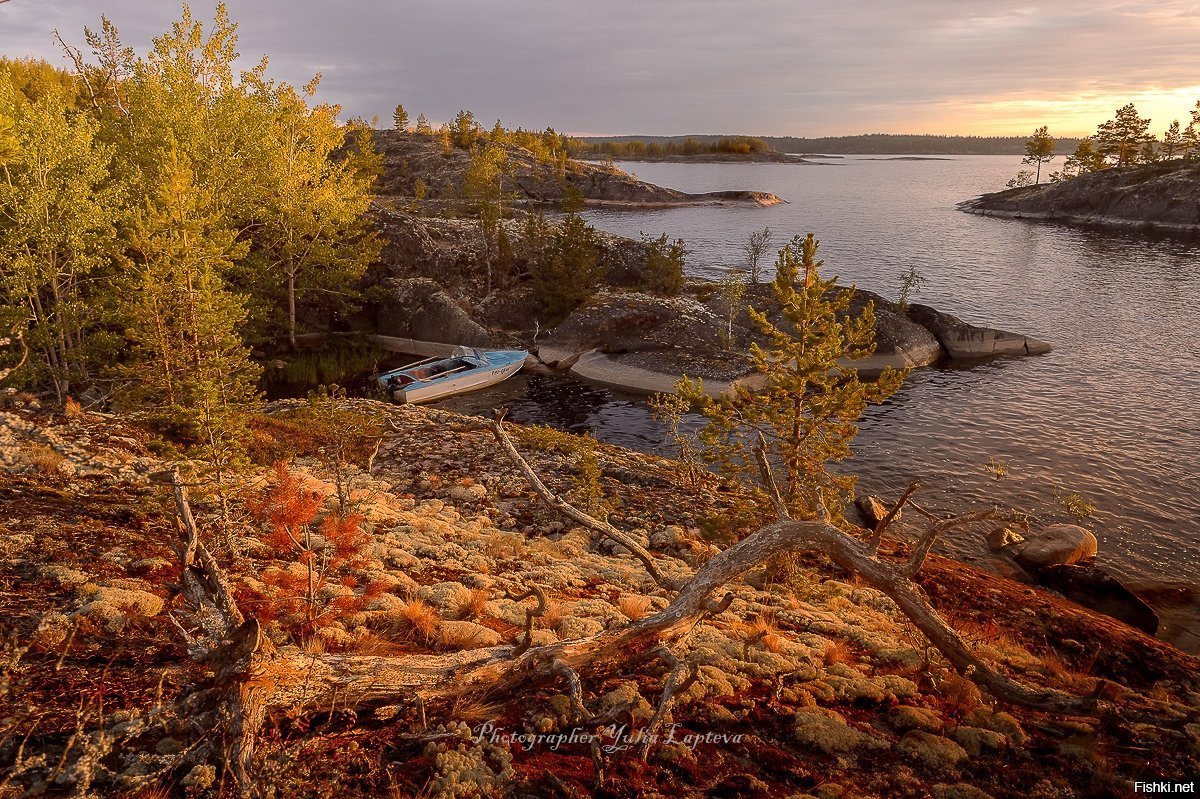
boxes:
[3,1,1200,137]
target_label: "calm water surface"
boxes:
[441,156,1200,590]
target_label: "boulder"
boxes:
[986,526,1025,552]
[1036,565,1159,635]
[845,289,944,373]
[377,278,492,347]
[1014,524,1098,569]
[907,304,1052,359]
[855,495,894,529]
[537,290,727,369]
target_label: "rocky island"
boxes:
[959,158,1200,235]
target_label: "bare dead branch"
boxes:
[640,646,698,759]
[551,660,592,723]
[753,431,791,519]
[488,409,677,590]
[867,480,920,552]
[507,585,547,657]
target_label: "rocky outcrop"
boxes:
[958,159,1200,234]
[529,283,1052,396]
[376,278,493,347]
[1037,565,1160,635]
[907,303,1052,359]
[369,207,652,295]
[371,131,783,208]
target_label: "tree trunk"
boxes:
[287,266,297,351]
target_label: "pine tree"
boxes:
[414,113,432,135]
[1162,120,1184,159]
[452,109,479,149]
[119,149,259,417]
[1184,101,1200,158]
[676,234,904,518]
[1022,125,1055,184]
[1059,138,1106,179]
[1094,103,1154,167]
[392,103,408,131]
[532,214,605,318]
[640,233,686,296]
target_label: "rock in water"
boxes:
[986,526,1025,552]
[855,495,895,529]
[1037,565,1160,635]
[1014,524,1098,569]
[907,303,1053,358]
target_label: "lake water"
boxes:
[440,155,1200,602]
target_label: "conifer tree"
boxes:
[392,103,408,131]
[414,113,432,135]
[1022,125,1055,183]
[1162,120,1184,159]
[1094,103,1154,166]
[640,233,686,296]
[119,149,259,417]
[676,234,904,518]
[532,214,605,318]
[1184,101,1200,158]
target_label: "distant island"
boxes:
[572,133,1085,157]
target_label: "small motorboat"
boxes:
[377,347,527,404]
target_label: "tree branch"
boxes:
[488,409,677,590]
[867,480,920,552]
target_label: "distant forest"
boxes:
[573,133,1084,156]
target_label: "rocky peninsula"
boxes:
[373,131,784,207]
[959,159,1200,234]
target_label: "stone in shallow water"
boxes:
[1014,523,1097,569]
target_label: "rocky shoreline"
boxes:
[958,158,1200,235]
[2,399,1198,797]
[366,208,1054,396]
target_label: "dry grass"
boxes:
[63,396,85,419]
[439,624,491,651]
[346,633,413,657]
[454,588,491,620]
[26,444,66,476]
[617,595,653,621]
[448,692,505,726]
[393,599,441,643]
[822,640,857,667]
[538,598,565,631]
[743,616,783,654]
[301,636,328,656]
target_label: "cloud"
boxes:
[3,0,1198,135]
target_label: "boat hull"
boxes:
[378,349,528,404]
[397,358,524,404]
